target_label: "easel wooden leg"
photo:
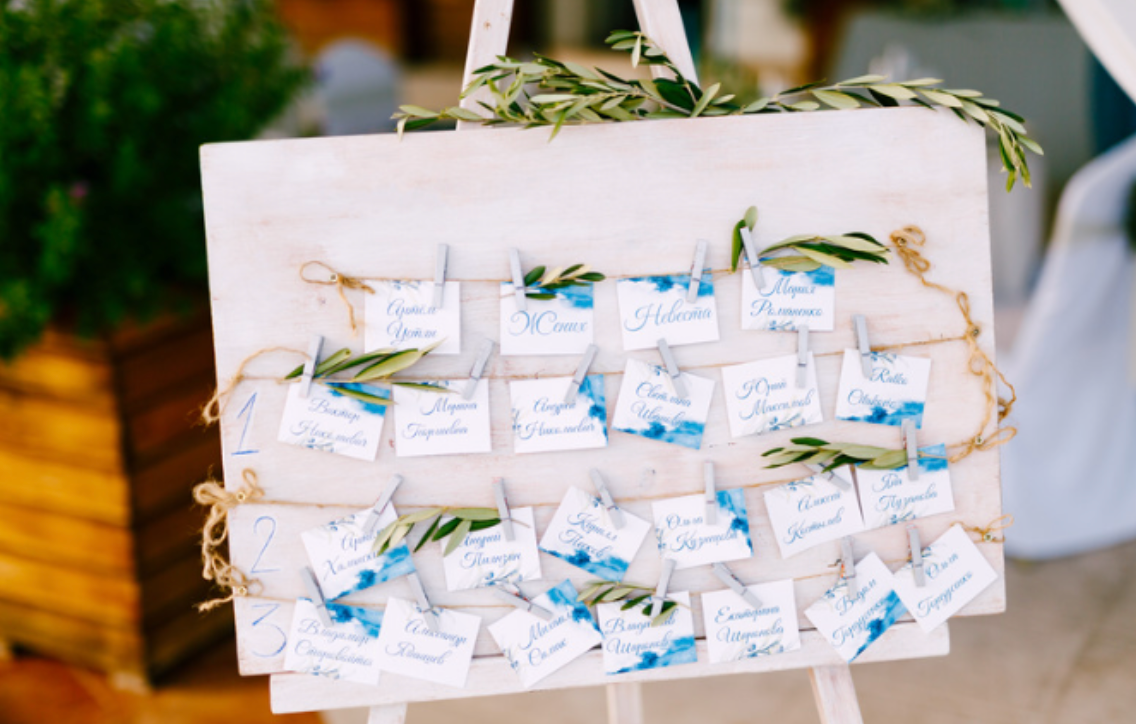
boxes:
[366,704,408,724]
[809,666,864,724]
[606,682,644,724]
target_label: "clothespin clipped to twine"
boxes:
[300,566,333,627]
[955,514,1015,543]
[363,474,404,536]
[193,468,265,611]
[492,583,553,621]
[840,537,858,600]
[563,344,598,404]
[657,338,689,399]
[199,346,308,427]
[711,562,763,610]
[739,227,765,291]
[796,325,810,389]
[463,339,496,400]
[650,558,677,617]
[805,463,852,492]
[298,260,375,333]
[433,243,449,309]
[853,314,873,378]
[703,461,717,526]
[407,572,441,631]
[589,469,625,530]
[686,240,708,303]
[902,419,920,481]
[299,334,324,399]
[907,526,926,588]
[493,478,514,542]
[509,248,527,312]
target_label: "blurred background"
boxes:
[1,0,1134,722]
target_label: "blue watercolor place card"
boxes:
[301,505,415,601]
[720,353,824,438]
[701,580,800,663]
[487,580,603,688]
[278,382,390,461]
[391,380,492,457]
[741,266,835,331]
[283,598,385,685]
[835,350,931,428]
[364,280,461,355]
[891,524,998,632]
[539,486,651,582]
[441,506,542,591]
[651,490,753,570]
[611,359,714,450]
[500,283,594,356]
[598,591,697,675]
[804,552,906,662]
[374,597,480,688]
[615,272,720,350]
[856,444,955,529]
[763,476,866,558]
[509,375,607,454]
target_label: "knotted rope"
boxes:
[199,347,307,427]
[954,514,1015,543]
[194,469,265,612]
[299,261,375,334]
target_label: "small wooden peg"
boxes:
[363,474,404,536]
[492,478,514,542]
[563,344,598,404]
[492,585,553,620]
[299,334,324,399]
[300,567,333,627]
[805,463,852,492]
[853,314,872,378]
[797,324,810,389]
[650,558,677,617]
[407,572,439,631]
[657,338,689,398]
[739,227,765,291]
[433,243,449,309]
[840,537,858,600]
[589,469,624,530]
[711,562,763,610]
[509,248,527,312]
[686,239,708,303]
[462,339,495,400]
[908,525,926,588]
[703,461,717,526]
[902,419,920,480]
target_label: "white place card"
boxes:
[616,272,720,350]
[741,266,836,331]
[391,379,492,457]
[720,353,824,438]
[856,443,955,529]
[804,552,907,662]
[500,283,595,356]
[891,524,998,632]
[652,489,753,570]
[539,486,651,582]
[278,381,389,461]
[611,359,714,450]
[509,374,607,454]
[364,280,461,355]
[763,476,866,558]
[598,591,697,675]
[283,598,385,684]
[702,580,801,663]
[835,349,931,428]
[488,580,604,688]
[374,597,480,688]
[301,505,415,601]
[441,507,542,591]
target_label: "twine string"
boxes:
[953,514,1015,543]
[199,347,307,427]
[299,261,376,334]
[194,469,265,612]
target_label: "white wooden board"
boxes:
[200,107,1004,712]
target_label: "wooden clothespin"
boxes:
[492,478,514,542]
[589,469,624,530]
[407,572,440,631]
[462,339,495,400]
[796,324,810,389]
[433,243,449,309]
[908,525,926,588]
[509,248,527,312]
[492,584,553,621]
[711,562,763,610]
[650,558,677,617]
[300,566,333,627]
[363,474,404,536]
[563,344,598,404]
[656,338,689,398]
[805,463,852,492]
[703,461,717,526]
[902,419,920,481]
[299,334,324,399]
[853,314,873,378]
[739,227,765,291]
[840,537,858,600]
[686,239,708,303]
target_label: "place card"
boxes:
[283,598,385,685]
[278,382,390,461]
[856,444,955,529]
[598,591,697,675]
[616,272,720,350]
[364,280,461,355]
[441,507,542,591]
[652,489,753,570]
[539,486,651,582]
[804,552,906,662]
[701,580,800,663]
[301,506,415,601]
[374,597,480,688]
[611,359,714,450]
[763,476,866,558]
[835,350,931,428]
[720,353,824,438]
[500,283,594,356]
[391,380,492,457]
[509,375,607,454]
[741,266,836,331]
[891,524,998,632]
[488,580,603,688]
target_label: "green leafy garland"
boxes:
[578,580,683,626]
[761,436,936,472]
[374,507,503,557]
[521,263,605,300]
[729,206,890,273]
[283,341,448,406]
[393,30,1041,191]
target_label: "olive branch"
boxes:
[730,205,890,274]
[520,263,605,300]
[374,507,508,557]
[283,340,449,406]
[762,436,945,471]
[578,580,684,626]
[393,30,1041,191]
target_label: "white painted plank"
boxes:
[810,666,865,724]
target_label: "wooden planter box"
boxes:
[0,310,228,687]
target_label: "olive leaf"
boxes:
[726,210,890,273]
[515,262,606,299]
[578,579,685,626]
[761,436,935,472]
[283,339,450,401]
[375,506,506,557]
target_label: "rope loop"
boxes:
[194,469,265,612]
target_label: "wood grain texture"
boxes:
[810,666,865,724]
[607,682,645,724]
[456,0,514,128]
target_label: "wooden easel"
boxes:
[359,2,863,722]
